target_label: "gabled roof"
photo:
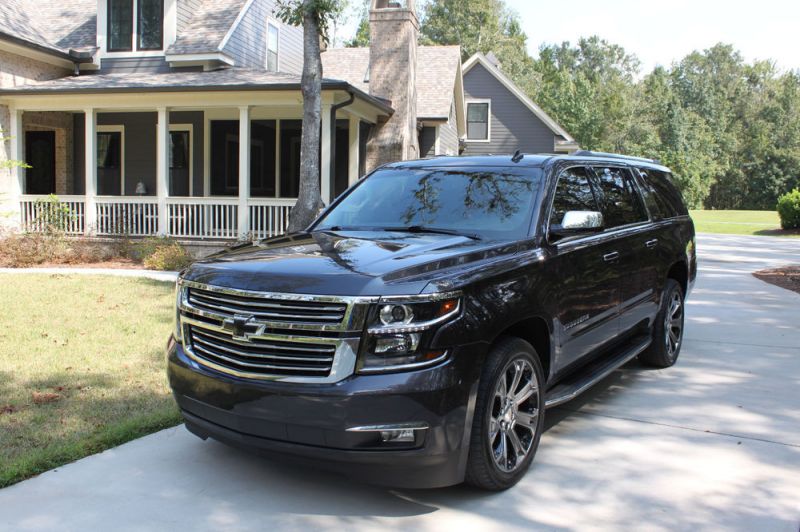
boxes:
[463,52,575,143]
[0,0,95,58]
[322,45,463,121]
[167,0,250,56]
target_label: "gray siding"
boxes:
[73,111,205,196]
[99,57,172,73]
[462,62,557,155]
[222,0,303,73]
[178,0,204,33]
[437,99,459,155]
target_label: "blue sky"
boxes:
[504,0,799,73]
[335,0,799,74]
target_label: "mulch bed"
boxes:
[753,266,800,295]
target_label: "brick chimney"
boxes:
[366,0,419,169]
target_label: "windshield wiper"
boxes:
[383,225,482,240]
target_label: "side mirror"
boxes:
[550,211,604,240]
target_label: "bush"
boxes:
[777,189,800,229]
[0,233,118,267]
[139,238,193,271]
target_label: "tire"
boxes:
[639,279,685,368]
[465,337,546,491]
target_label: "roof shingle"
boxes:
[166,0,249,55]
[0,0,95,55]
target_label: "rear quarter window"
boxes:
[638,169,688,218]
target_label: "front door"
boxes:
[543,165,622,373]
[24,131,55,194]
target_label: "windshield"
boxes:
[314,167,542,240]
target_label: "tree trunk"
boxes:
[287,0,325,233]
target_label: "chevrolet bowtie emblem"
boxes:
[222,314,265,342]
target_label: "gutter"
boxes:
[328,90,357,202]
[0,32,94,68]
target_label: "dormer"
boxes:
[96,0,178,58]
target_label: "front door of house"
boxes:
[25,131,56,194]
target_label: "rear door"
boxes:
[543,165,622,373]
[590,165,656,335]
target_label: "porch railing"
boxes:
[167,197,238,240]
[19,195,296,240]
[249,198,294,239]
[20,195,86,235]
[96,196,159,236]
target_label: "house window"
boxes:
[138,0,164,50]
[467,101,490,141]
[108,0,164,52]
[169,126,192,196]
[97,127,125,195]
[266,21,279,72]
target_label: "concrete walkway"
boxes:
[1,234,799,531]
[0,267,178,282]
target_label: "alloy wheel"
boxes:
[665,291,683,359]
[488,358,540,473]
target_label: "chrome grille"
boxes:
[188,326,336,377]
[187,286,348,326]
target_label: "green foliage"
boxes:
[31,195,76,235]
[275,0,348,43]
[416,1,800,210]
[346,14,370,47]
[136,238,194,271]
[777,189,800,229]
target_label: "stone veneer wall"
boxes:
[0,48,72,230]
[365,3,420,171]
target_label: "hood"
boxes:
[181,231,523,296]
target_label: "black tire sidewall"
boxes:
[468,338,546,489]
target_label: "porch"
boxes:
[3,80,389,240]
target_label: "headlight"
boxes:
[357,293,461,373]
[174,280,185,343]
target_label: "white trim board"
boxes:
[462,53,575,142]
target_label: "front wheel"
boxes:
[640,279,685,368]
[465,337,545,491]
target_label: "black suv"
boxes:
[167,152,696,490]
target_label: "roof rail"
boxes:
[571,150,660,165]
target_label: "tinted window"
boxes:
[549,166,598,227]
[316,167,541,240]
[642,169,687,217]
[592,167,647,228]
[636,168,672,219]
[137,0,164,50]
[108,0,133,51]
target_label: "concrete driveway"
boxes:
[2,234,799,531]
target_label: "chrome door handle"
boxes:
[603,251,620,262]
[645,239,659,249]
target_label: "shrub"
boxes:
[0,233,67,267]
[31,195,76,235]
[139,238,193,271]
[777,189,800,230]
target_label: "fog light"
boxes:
[380,429,416,443]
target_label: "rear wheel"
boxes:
[465,337,545,491]
[640,279,684,368]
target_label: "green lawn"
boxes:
[0,274,181,488]
[690,210,799,237]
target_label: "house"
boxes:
[0,0,574,241]
[461,52,579,155]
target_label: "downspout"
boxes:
[328,90,356,201]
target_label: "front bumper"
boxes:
[167,337,484,488]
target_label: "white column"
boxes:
[237,106,251,238]
[320,103,332,204]
[156,107,170,236]
[8,108,24,198]
[84,108,97,235]
[348,115,360,186]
